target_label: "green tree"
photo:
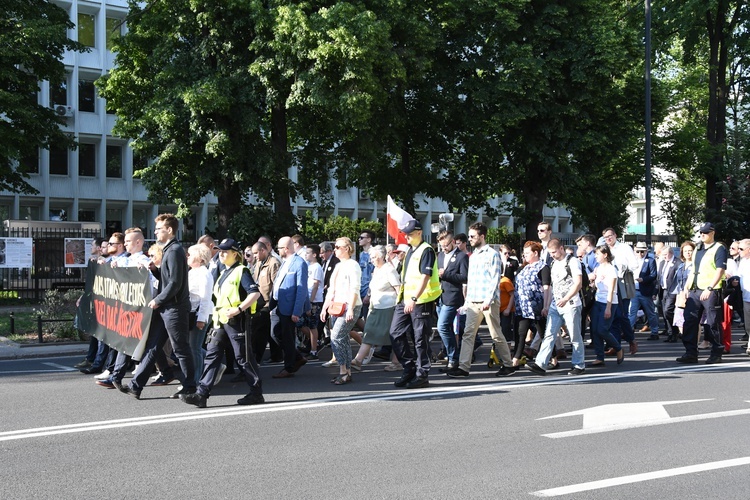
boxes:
[99,0,396,237]
[446,0,648,240]
[657,0,749,218]
[0,0,84,193]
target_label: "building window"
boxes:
[49,80,67,107]
[79,79,96,112]
[106,145,122,178]
[78,209,96,222]
[636,208,645,225]
[20,206,41,220]
[49,147,68,175]
[105,17,122,51]
[20,149,39,174]
[49,208,67,221]
[79,144,96,177]
[106,209,122,235]
[133,151,148,172]
[78,13,96,48]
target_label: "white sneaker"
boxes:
[213,364,227,386]
[94,369,111,380]
[362,346,375,365]
[321,359,337,367]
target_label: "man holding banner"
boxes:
[120,214,196,400]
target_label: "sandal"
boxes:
[333,373,352,385]
[351,359,363,371]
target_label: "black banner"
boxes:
[77,261,153,359]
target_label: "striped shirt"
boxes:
[465,244,501,303]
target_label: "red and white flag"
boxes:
[387,195,414,245]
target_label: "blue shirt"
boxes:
[359,249,374,298]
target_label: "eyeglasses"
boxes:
[108,241,119,245]
[603,234,615,239]
[537,229,547,233]
[468,234,478,239]
[635,250,646,253]
[740,248,746,251]
[358,235,368,239]
[244,253,253,257]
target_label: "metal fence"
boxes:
[1,225,101,301]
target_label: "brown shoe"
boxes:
[629,341,638,355]
[605,348,616,356]
[272,370,294,379]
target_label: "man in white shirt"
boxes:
[737,239,750,354]
[602,227,639,355]
[527,239,585,376]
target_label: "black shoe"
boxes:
[647,335,659,341]
[111,378,123,392]
[675,354,699,364]
[446,367,470,378]
[705,356,722,364]
[170,387,195,399]
[237,393,265,405]
[406,376,429,389]
[742,334,749,341]
[495,366,516,377]
[568,367,586,376]
[436,349,447,361]
[149,375,176,386]
[439,364,457,373]
[181,392,207,408]
[80,366,102,375]
[394,373,416,387]
[663,335,675,343]
[526,362,546,376]
[119,384,141,400]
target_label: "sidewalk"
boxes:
[0,336,88,361]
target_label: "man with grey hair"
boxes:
[736,239,750,354]
[658,245,679,342]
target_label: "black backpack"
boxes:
[564,254,593,307]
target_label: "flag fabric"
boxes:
[387,195,414,245]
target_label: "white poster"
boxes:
[64,238,93,268]
[0,238,33,268]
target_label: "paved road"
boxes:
[1,330,750,499]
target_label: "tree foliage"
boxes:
[0,0,84,193]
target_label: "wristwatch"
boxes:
[706,286,713,291]
[411,297,418,302]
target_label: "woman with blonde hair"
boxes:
[187,244,214,386]
[320,237,362,385]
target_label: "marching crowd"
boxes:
[72,214,750,408]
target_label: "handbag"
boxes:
[618,269,636,300]
[328,301,346,317]
[675,290,687,309]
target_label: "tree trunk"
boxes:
[524,187,547,243]
[704,1,732,218]
[271,100,294,233]
[215,180,242,240]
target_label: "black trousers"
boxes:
[682,289,723,357]
[389,301,435,378]
[198,321,262,398]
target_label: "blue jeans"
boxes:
[536,304,584,370]
[609,297,634,343]
[628,291,659,335]
[591,301,622,361]
[437,303,459,364]
[188,324,208,386]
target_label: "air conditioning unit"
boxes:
[54,104,74,118]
